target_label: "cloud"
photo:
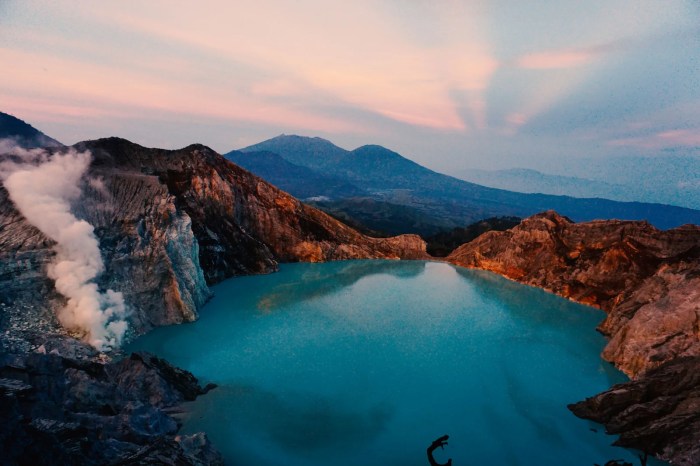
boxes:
[0,143,128,350]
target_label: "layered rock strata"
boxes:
[569,356,700,466]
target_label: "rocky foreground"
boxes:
[569,356,700,466]
[0,333,222,465]
[447,211,700,464]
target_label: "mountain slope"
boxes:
[458,164,700,210]
[0,111,62,148]
[236,135,700,230]
[241,134,348,170]
[307,197,455,236]
[225,150,365,200]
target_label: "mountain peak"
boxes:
[237,134,349,170]
[270,134,334,144]
[352,144,402,158]
[254,134,344,152]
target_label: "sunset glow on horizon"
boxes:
[1,0,698,171]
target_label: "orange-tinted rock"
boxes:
[447,210,700,378]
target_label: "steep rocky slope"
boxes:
[569,356,700,466]
[447,211,700,464]
[0,137,427,341]
[0,137,427,464]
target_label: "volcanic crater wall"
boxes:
[0,138,427,342]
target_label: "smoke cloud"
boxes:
[0,143,128,350]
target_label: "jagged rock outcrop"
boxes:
[447,210,700,378]
[0,334,222,465]
[0,137,427,339]
[569,356,700,466]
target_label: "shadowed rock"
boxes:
[569,356,700,466]
[0,335,222,465]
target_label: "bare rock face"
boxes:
[0,187,65,344]
[0,137,427,339]
[569,356,700,466]
[447,210,700,378]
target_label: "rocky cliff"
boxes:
[569,355,700,466]
[447,210,700,464]
[447,210,700,378]
[0,137,427,342]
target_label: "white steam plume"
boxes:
[0,143,128,350]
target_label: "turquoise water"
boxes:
[127,260,664,466]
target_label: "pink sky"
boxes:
[1,0,698,171]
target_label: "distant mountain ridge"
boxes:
[458,163,700,210]
[0,111,62,148]
[230,135,700,231]
[458,168,621,199]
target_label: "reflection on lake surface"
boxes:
[127,261,666,466]
[256,259,426,312]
